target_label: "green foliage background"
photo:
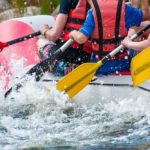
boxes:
[7,0,150,14]
[7,0,60,15]
[40,0,59,14]
[4,0,150,17]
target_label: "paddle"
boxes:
[0,31,41,52]
[131,47,150,86]
[56,24,150,99]
[4,38,74,98]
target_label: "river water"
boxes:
[0,75,150,150]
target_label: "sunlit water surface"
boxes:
[0,66,150,150]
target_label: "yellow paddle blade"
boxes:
[56,61,102,99]
[131,47,150,86]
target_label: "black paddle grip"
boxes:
[136,23,150,37]
[7,31,41,46]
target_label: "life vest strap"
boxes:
[92,36,125,45]
[67,18,84,25]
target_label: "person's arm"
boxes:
[40,0,70,42]
[127,27,137,37]
[122,21,150,50]
[69,9,94,44]
[40,14,68,42]
[122,34,150,50]
[125,20,150,38]
[69,30,88,44]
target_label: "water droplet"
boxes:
[124,56,128,59]
[120,49,123,53]
[94,41,97,45]
[115,71,119,74]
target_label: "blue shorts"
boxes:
[90,49,134,75]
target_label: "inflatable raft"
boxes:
[0,15,150,103]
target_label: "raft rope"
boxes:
[42,78,150,92]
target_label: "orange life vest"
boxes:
[61,0,92,54]
[91,0,128,58]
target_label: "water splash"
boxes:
[0,62,150,149]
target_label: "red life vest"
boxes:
[91,0,128,58]
[61,0,92,54]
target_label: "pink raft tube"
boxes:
[0,20,41,92]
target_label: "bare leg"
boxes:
[141,0,150,20]
[131,0,150,21]
[131,0,139,8]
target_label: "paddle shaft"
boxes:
[4,38,74,98]
[49,38,74,58]
[6,31,41,46]
[101,23,150,64]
